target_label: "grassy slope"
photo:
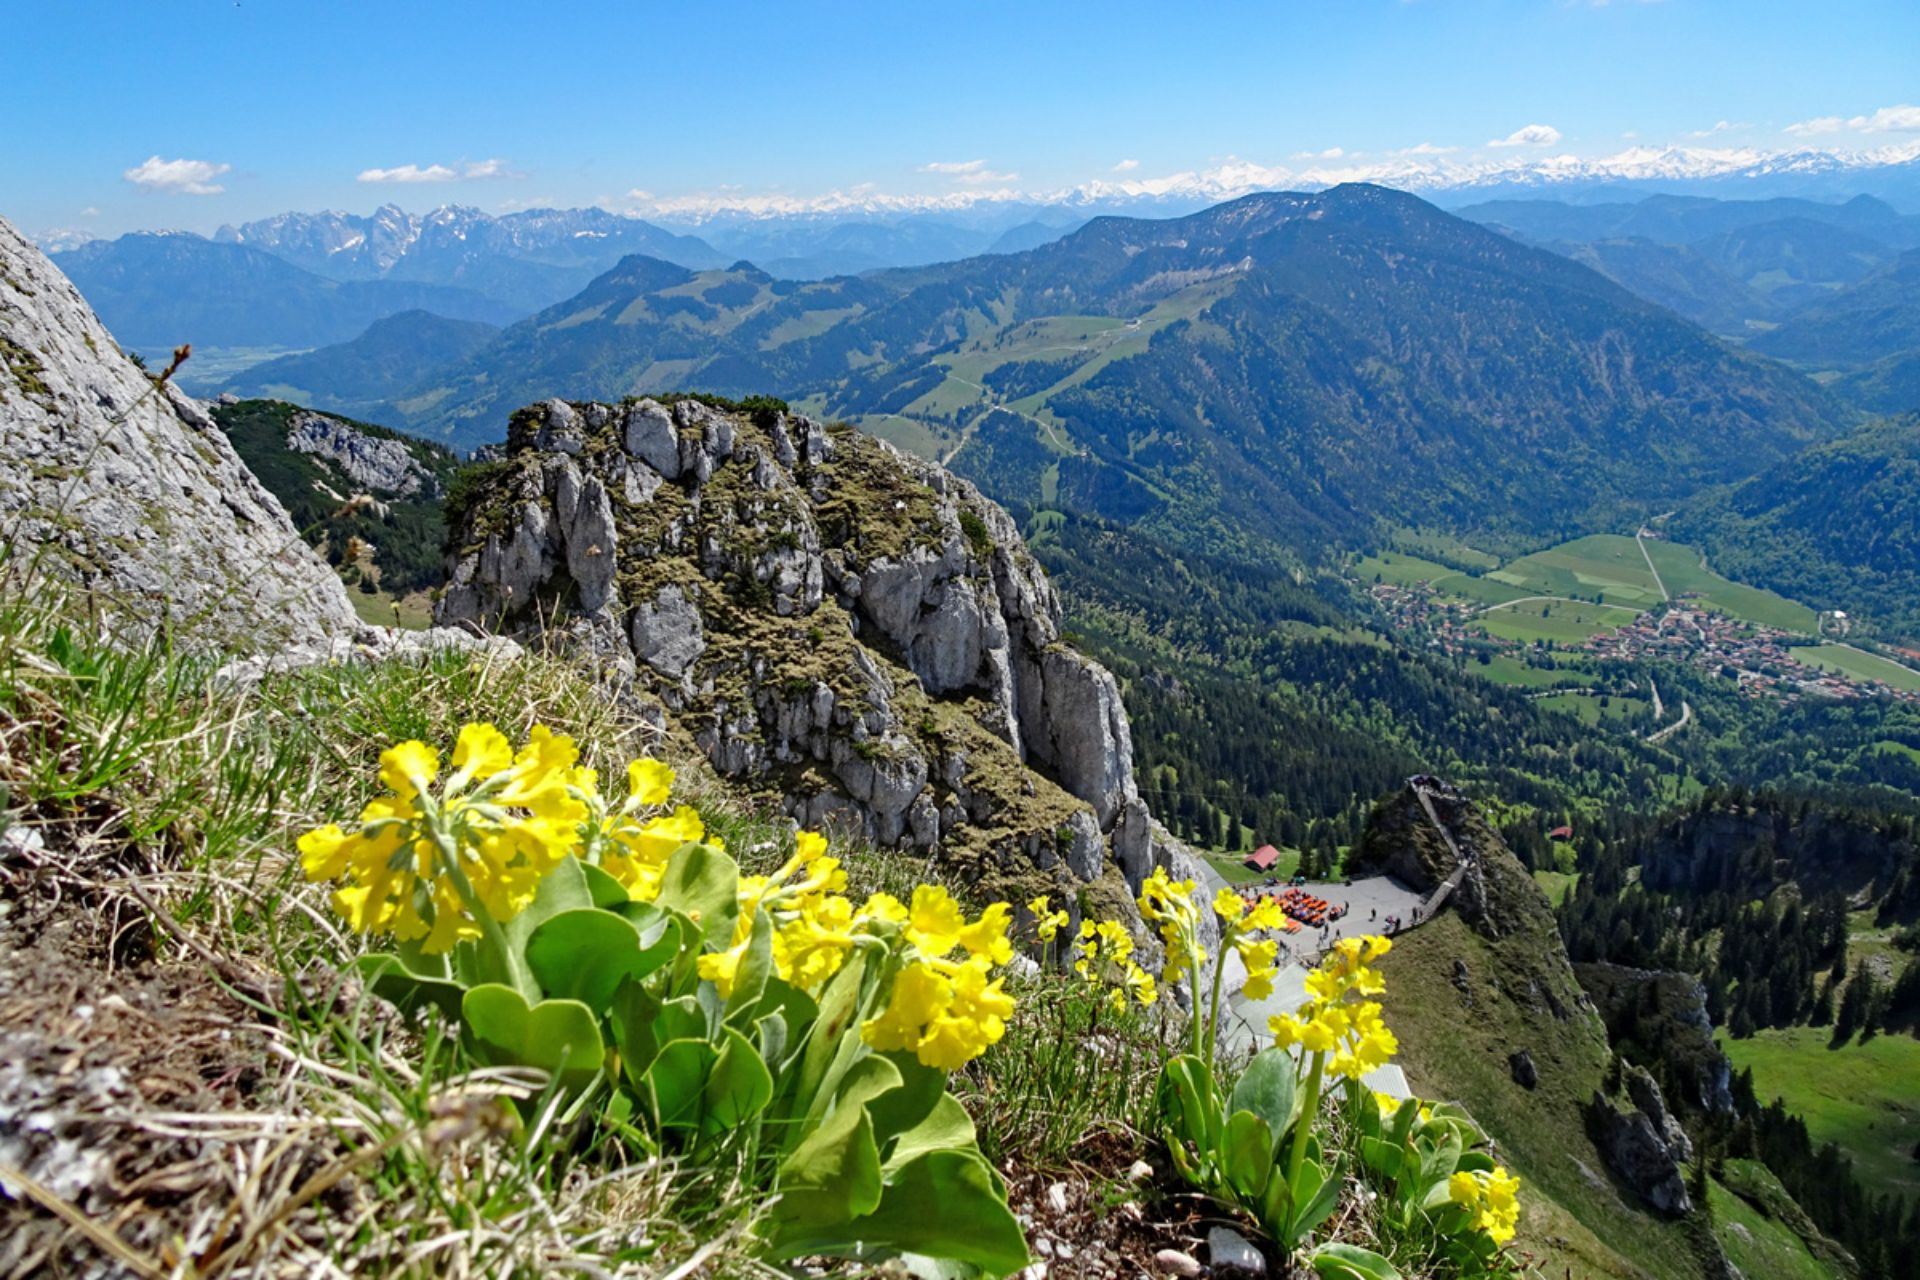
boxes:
[1380,912,1706,1280]
[1709,1172,1838,1280]
[1721,1027,1920,1201]
[1799,643,1920,693]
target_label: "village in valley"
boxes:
[1360,531,1920,709]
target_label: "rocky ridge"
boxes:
[285,409,441,498]
[438,395,1200,916]
[0,215,358,649]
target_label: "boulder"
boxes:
[0,215,356,650]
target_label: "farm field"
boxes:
[1721,1028,1920,1202]
[1798,644,1920,694]
[1534,690,1649,726]
[1475,599,1643,646]
[1472,653,1594,688]
[1488,535,1666,608]
[1639,538,1817,632]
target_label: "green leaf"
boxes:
[756,978,819,1066]
[868,1054,951,1157]
[460,984,605,1093]
[784,1106,885,1231]
[579,861,632,908]
[1288,1155,1343,1242]
[646,1037,718,1129]
[653,842,739,950]
[1222,1110,1275,1203]
[791,952,871,1138]
[356,951,465,1021]
[883,1092,977,1175]
[1229,1048,1300,1152]
[769,1149,1029,1276]
[481,856,595,1000]
[1157,1055,1224,1166]
[1359,1135,1405,1182]
[702,1026,775,1140]
[723,908,774,1025]
[1308,1242,1404,1280]
[525,906,679,1012]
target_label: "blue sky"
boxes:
[5,0,1917,235]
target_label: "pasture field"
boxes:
[1639,539,1817,632]
[1355,551,1459,587]
[1535,690,1648,726]
[1472,653,1594,688]
[1708,1170,1836,1280]
[1799,644,1920,693]
[1721,1028,1920,1202]
[1488,535,1666,608]
[1474,599,1642,646]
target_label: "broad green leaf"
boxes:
[702,1026,774,1139]
[1229,1048,1300,1153]
[882,1093,976,1175]
[776,1056,900,1229]
[356,952,465,1021]
[768,1149,1029,1276]
[723,909,774,1024]
[770,1107,884,1244]
[1359,1135,1405,1182]
[790,953,870,1140]
[1222,1110,1275,1203]
[525,906,678,1012]
[756,978,819,1066]
[1289,1155,1344,1242]
[579,861,632,908]
[647,1036,718,1129]
[486,856,594,999]
[868,1054,951,1154]
[460,984,605,1093]
[758,1010,789,1070]
[653,842,739,949]
[1308,1242,1404,1280]
[611,984,706,1083]
[1157,1055,1224,1163]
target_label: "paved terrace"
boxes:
[1190,865,1428,1098]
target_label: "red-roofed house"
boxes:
[1245,845,1282,871]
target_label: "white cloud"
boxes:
[1487,124,1563,148]
[1689,120,1749,138]
[1112,158,1140,171]
[79,206,99,218]
[919,158,1017,185]
[1785,104,1920,137]
[1291,147,1346,160]
[122,155,231,195]
[357,158,518,184]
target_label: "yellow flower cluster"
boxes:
[1213,889,1286,1000]
[1026,894,1070,943]
[861,885,1017,1070]
[1268,935,1398,1081]
[1137,867,1206,985]
[1448,1166,1522,1245]
[298,723,589,952]
[699,830,906,999]
[1062,909,1158,1012]
[592,758,717,902]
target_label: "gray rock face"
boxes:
[1592,1079,1693,1216]
[285,410,438,497]
[0,216,357,649]
[438,398,1156,908]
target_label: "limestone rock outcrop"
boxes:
[439,396,1153,914]
[0,216,357,649]
[285,409,440,498]
[1590,1068,1693,1216]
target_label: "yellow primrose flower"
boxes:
[906,885,967,958]
[959,902,1014,964]
[1028,894,1069,942]
[627,757,675,807]
[1213,888,1246,922]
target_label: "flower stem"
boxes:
[1204,926,1230,1064]
[1284,1049,1326,1220]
